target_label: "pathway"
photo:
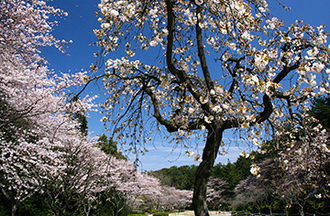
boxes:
[169,211,231,216]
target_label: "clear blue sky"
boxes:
[42,0,330,171]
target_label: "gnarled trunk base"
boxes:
[193,129,223,216]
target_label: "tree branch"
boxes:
[165,0,180,78]
[273,64,299,84]
[196,5,214,93]
[73,74,106,101]
[256,94,273,124]
[142,81,178,133]
[142,76,202,132]
[165,0,210,112]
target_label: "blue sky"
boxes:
[42,0,330,171]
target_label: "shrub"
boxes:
[153,212,169,216]
[127,214,148,216]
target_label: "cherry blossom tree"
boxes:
[0,128,60,216]
[160,186,192,210]
[101,159,192,214]
[0,1,95,215]
[92,0,330,215]
[176,188,193,210]
[100,157,141,216]
[136,171,163,211]
[206,177,227,210]
[235,131,329,215]
[234,157,283,214]
[42,132,107,216]
[233,175,269,213]
[276,133,330,216]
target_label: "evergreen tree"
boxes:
[97,134,127,160]
[310,96,330,131]
[149,165,197,190]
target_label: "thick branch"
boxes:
[273,63,299,84]
[143,80,202,132]
[142,81,178,132]
[225,60,300,129]
[165,0,179,78]
[196,6,214,93]
[165,0,210,112]
[223,93,273,130]
[256,94,273,124]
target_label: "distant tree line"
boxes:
[149,156,251,193]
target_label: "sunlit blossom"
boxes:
[250,164,261,176]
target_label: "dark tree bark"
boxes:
[193,127,223,216]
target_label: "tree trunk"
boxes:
[193,128,223,216]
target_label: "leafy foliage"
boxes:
[212,157,251,194]
[310,96,330,131]
[149,165,197,190]
[97,133,127,159]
